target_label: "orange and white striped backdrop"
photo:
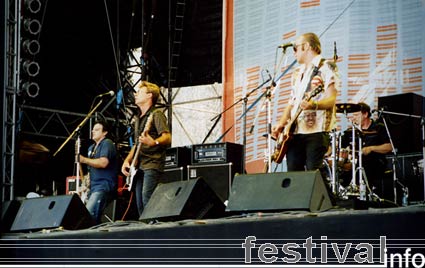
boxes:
[223,0,424,173]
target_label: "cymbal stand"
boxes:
[355,133,373,200]
[347,114,358,193]
[329,129,338,194]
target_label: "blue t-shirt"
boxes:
[87,138,118,193]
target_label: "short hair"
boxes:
[301,32,321,55]
[139,81,160,105]
[358,102,371,118]
[94,120,109,133]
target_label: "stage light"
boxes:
[22,60,40,77]
[25,0,42,14]
[22,39,40,55]
[21,82,40,98]
[23,19,41,35]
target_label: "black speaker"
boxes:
[10,194,95,232]
[378,93,424,154]
[226,170,332,213]
[387,153,424,203]
[139,178,225,222]
[1,200,21,233]
[163,166,185,184]
[187,162,235,202]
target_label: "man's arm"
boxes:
[362,142,392,155]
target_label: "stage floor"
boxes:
[1,203,425,266]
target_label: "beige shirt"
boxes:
[289,55,339,134]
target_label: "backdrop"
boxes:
[223,0,425,173]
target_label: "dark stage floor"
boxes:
[1,203,425,266]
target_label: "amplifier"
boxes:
[165,146,192,168]
[65,176,82,195]
[187,162,237,202]
[191,142,243,173]
[163,166,186,184]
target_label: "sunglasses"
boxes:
[293,43,305,53]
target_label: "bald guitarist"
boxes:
[271,32,339,172]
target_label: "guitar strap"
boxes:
[304,58,326,95]
[293,58,326,129]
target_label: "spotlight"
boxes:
[23,19,41,35]
[22,60,40,77]
[22,39,40,55]
[25,0,42,14]
[22,82,40,98]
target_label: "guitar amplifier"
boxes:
[187,162,237,202]
[191,142,243,173]
[163,166,186,184]
[165,146,192,168]
[66,176,82,195]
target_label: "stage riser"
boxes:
[1,206,424,265]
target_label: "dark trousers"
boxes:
[286,132,330,171]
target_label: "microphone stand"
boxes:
[53,99,105,157]
[379,109,423,204]
[213,76,272,174]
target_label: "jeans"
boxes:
[135,169,163,216]
[86,190,111,224]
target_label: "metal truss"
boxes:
[2,0,20,201]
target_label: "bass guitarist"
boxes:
[271,32,339,173]
[121,81,171,217]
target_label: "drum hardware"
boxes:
[333,104,378,201]
[380,110,408,205]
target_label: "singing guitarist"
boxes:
[271,32,339,172]
[121,81,171,217]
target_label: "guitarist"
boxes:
[79,120,118,224]
[271,32,339,172]
[121,81,171,217]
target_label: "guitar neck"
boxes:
[130,142,142,167]
[291,86,321,124]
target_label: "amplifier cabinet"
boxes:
[187,162,237,202]
[191,142,243,173]
[386,153,424,203]
[65,176,82,195]
[163,166,186,184]
[378,93,424,154]
[165,146,192,169]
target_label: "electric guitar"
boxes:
[271,85,324,164]
[126,112,154,191]
[74,138,89,204]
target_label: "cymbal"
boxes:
[336,103,361,113]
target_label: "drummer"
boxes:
[342,102,392,199]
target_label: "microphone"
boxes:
[278,41,294,49]
[333,41,338,62]
[96,90,115,98]
[265,69,276,87]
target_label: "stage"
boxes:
[1,203,425,266]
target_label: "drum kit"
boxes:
[324,103,376,200]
